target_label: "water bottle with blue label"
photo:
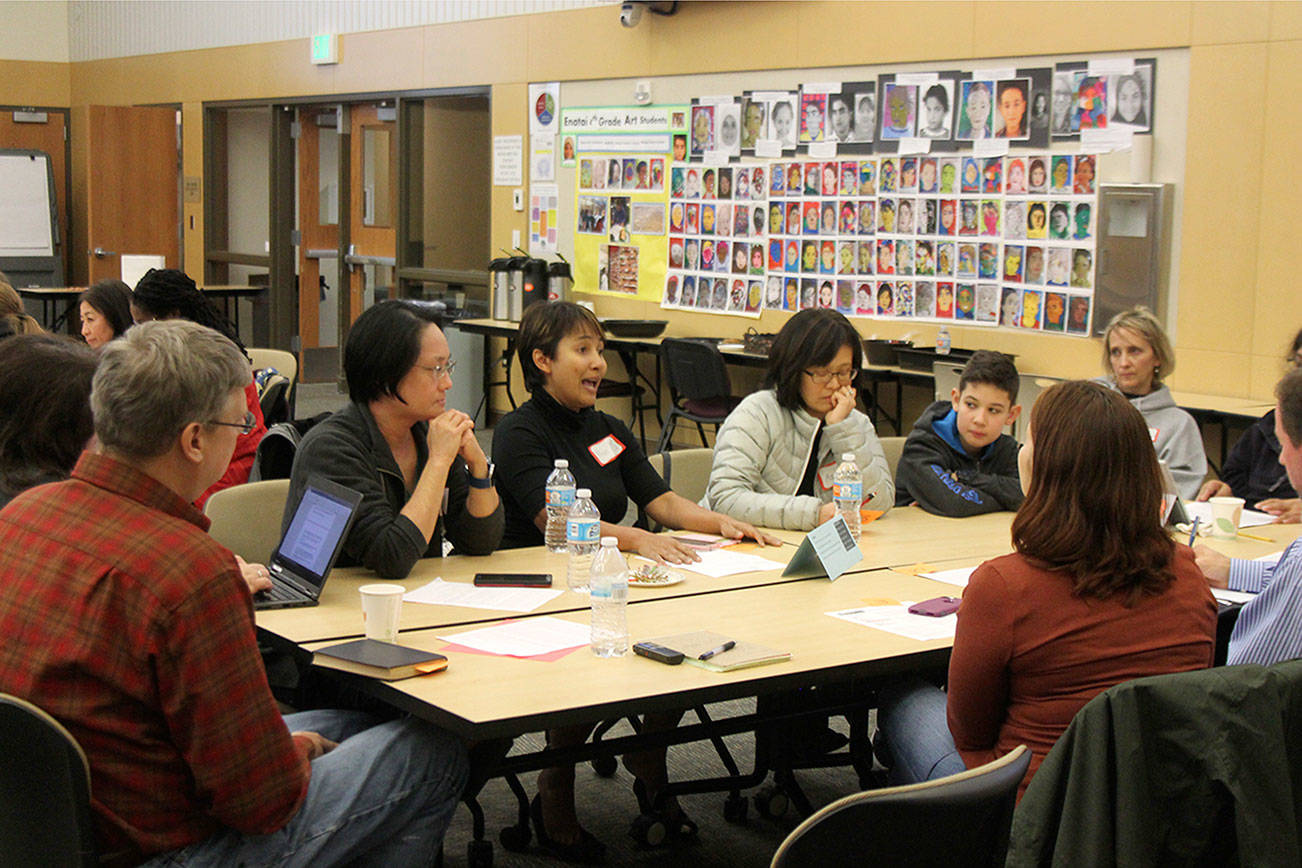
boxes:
[565,488,601,592]
[544,459,577,552]
[833,453,863,538]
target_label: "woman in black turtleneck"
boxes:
[492,301,774,860]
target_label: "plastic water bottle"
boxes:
[589,537,629,657]
[544,459,577,552]
[936,324,952,355]
[565,488,601,592]
[833,453,863,538]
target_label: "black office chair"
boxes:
[771,745,1030,868]
[656,338,740,453]
[0,693,98,867]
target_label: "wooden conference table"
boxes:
[255,507,1300,855]
[256,507,1301,741]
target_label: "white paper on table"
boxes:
[1214,589,1257,605]
[679,548,787,578]
[1181,502,1274,529]
[404,578,562,613]
[436,616,590,657]
[826,605,957,641]
[1254,552,1283,565]
[918,566,977,588]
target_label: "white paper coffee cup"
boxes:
[1208,497,1245,539]
[359,583,405,643]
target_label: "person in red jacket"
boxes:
[130,268,266,507]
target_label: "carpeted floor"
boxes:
[440,703,871,868]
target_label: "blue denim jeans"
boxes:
[142,709,468,867]
[876,678,967,785]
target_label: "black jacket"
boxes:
[284,401,502,579]
[1222,409,1294,507]
[894,400,1023,516]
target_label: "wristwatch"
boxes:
[468,462,495,489]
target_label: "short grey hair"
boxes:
[92,320,250,459]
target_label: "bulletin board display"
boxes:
[551,50,1184,333]
[572,152,670,302]
[662,152,1099,333]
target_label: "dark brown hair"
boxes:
[1277,367,1302,447]
[765,308,862,411]
[517,301,604,392]
[0,335,97,500]
[1011,380,1176,604]
[959,350,1020,403]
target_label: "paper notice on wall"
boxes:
[530,184,559,256]
[529,82,560,134]
[532,135,556,182]
[493,135,523,186]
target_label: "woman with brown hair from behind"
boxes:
[875,380,1217,798]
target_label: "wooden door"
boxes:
[79,105,179,286]
[296,107,340,350]
[0,109,68,281]
[347,103,396,323]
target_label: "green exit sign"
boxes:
[310,34,338,65]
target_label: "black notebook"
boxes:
[313,639,449,681]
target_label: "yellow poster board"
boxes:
[572,152,669,301]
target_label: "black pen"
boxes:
[699,640,735,661]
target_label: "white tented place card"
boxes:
[781,513,862,581]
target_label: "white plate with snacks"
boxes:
[628,563,685,587]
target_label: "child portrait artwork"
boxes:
[881,83,917,140]
[1051,71,1081,136]
[919,81,953,139]
[849,83,876,143]
[957,80,994,140]
[770,97,797,148]
[1108,65,1152,131]
[995,79,1030,139]
[800,91,827,143]
[691,104,715,155]
[740,97,766,150]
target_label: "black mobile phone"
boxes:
[633,641,685,665]
[473,573,553,588]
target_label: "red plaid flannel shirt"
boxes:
[0,452,309,866]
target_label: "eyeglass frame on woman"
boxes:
[413,360,457,379]
[802,367,858,386]
[207,410,257,435]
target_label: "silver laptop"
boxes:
[254,476,363,611]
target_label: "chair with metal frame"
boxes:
[656,338,740,453]
[771,744,1030,868]
[0,693,98,867]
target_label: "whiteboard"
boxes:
[0,151,55,257]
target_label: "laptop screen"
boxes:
[274,479,361,586]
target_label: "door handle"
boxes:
[91,247,117,258]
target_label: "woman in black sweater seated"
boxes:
[286,300,503,578]
[493,301,775,860]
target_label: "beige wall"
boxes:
[0,1,1296,398]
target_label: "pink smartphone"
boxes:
[908,596,962,617]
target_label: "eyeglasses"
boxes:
[803,368,858,386]
[207,411,257,436]
[414,360,457,379]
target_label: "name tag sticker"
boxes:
[1149,427,1160,443]
[588,435,625,466]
